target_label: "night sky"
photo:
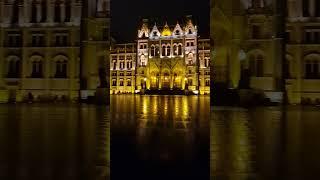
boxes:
[111,0,210,43]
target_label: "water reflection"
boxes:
[211,106,320,180]
[0,104,110,180]
[111,95,210,179]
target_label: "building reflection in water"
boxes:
[111,95,210,179]
[211,106,320,180]
[0,104,110,180]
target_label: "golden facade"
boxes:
[0,0,110,103]
[211,0,320,104]
[110,18,210,95]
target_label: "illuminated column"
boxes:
[60,3,65,22]
[36,3,41,22]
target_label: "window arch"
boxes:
[53,55,68,78]
[188,53,194,65]
[204,57,210,67]
[150,45,155,57]
[178,44,182,55]
[30,55,44,78]
[166,45,171,56]
[140,55,146,66]
[155,45,160,56]
[173,44,178,56]
[6,56,21,78]
[113,60,117,70]
[304,54,320,79]
[248,51,264,77]
[162,45,166,56]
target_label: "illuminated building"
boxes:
[110,17,211,95]
[110,43,136,94]
[0,0,110,103]
[211,0,320,104]
[286,0,320,104]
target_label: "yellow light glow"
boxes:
[161,24,172,36]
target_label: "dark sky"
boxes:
[111,0,210,43]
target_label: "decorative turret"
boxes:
[138,19,149,39]
[149,23,161,39]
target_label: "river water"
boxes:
[0,96,319,179]
[110,95,210,179]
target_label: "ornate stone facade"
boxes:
[211,0,320,104]
[0,0,110,103]
[110,18,210,95]
[286,0,320,104]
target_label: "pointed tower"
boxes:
[136,19,150,91]
[80,0,110,103]
[184,17,199,91]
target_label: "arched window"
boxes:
[155,45,160,56]
[150,46,155,57]
[188,53,193,65]
[113,60,117,70]
[249,53,264,77]
[162,45,166,56]
[31,61,43,78]
[127,79,132,86]
[305,57,320,79]
[173,45,178,55]
[120,61,124,69]
[127,61,132,69]
[178,44,182,55]
[204,58,210,67]
[54,1,61,22]
[166,45,171,56]
[7,57,20,78]
[140,55,146,66]
[55,60,67,78]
